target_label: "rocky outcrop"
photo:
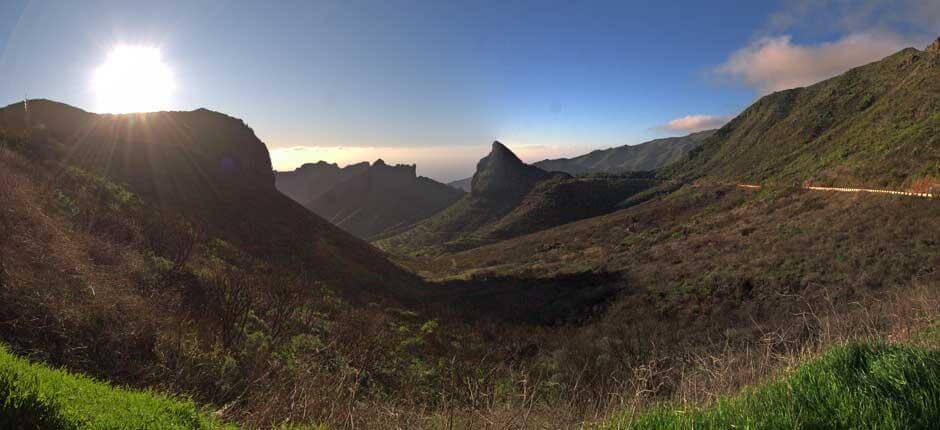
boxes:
[927,37,940,52]
[471,141,556,201]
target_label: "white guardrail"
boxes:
[803,186,935,199]
[736,184,936,199]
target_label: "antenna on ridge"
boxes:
[23,92,30,127]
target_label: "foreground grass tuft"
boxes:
[607,343,940,429]
[0,344,231,429]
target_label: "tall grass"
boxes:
[605,342,940,429]
[0,344,231,429]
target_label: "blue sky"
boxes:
[1,1,937,181]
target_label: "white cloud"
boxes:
[715,32,913,94]
[657,115,730,133]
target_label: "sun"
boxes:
[93,45,175,114]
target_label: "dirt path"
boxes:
[736,184,936,199]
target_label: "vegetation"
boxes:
[378,145,658,256]
[0,344,229,429]
[1,43,939,429]
[665,48,940,191]
[609,343,940,429]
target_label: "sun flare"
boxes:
[93,45,175,114]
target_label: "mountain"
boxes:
[377,142,658,255]
[305,159,465,239]
[534,130,715,175]
[0,99,419,298]
[275,160,369,204]
[378,141,563,254]
[447,176,472,192]
[665,43,940,190]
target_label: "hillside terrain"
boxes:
[275,160,369,204]
[2,42,940,430]
[535,130,715,175]
[303,160,464,239]
[0,100,418,298]
[393,42,940,425]
[377,142,659,255]
[665,45,940,191]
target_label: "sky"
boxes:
[1,1,937,181]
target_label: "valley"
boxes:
[0,7,939,429]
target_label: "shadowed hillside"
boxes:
[0,99,419,298]
[306,159,465,239]
[275,160,370,204]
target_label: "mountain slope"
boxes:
[666,44,940,190]
[306,159,464,239]
[447,177,472,192]
[0,99,419,297]
[534,130,715,175]
[275,161,369,205]
[377,141,566,255]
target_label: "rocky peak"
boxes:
[470,140,552,199]
[487,141,524,166]
[928,37,940,52]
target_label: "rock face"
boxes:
[307,160,464,239]
[927,37,940,52]
[471,141,554,200]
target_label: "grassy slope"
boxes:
[607,343,940,430]
[0,344,230,430]
[666,47,940,189]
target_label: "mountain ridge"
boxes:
[535,130,715,175]
[305,159,465,239]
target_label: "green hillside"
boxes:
[607,343,940,430]
[666,47,940,191]
[0,344,230,430]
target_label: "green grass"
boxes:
[606,343,940,429]
[0,344,233,429]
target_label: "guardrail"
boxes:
[735,183,936,199]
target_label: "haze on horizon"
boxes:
[1,0,937,182]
